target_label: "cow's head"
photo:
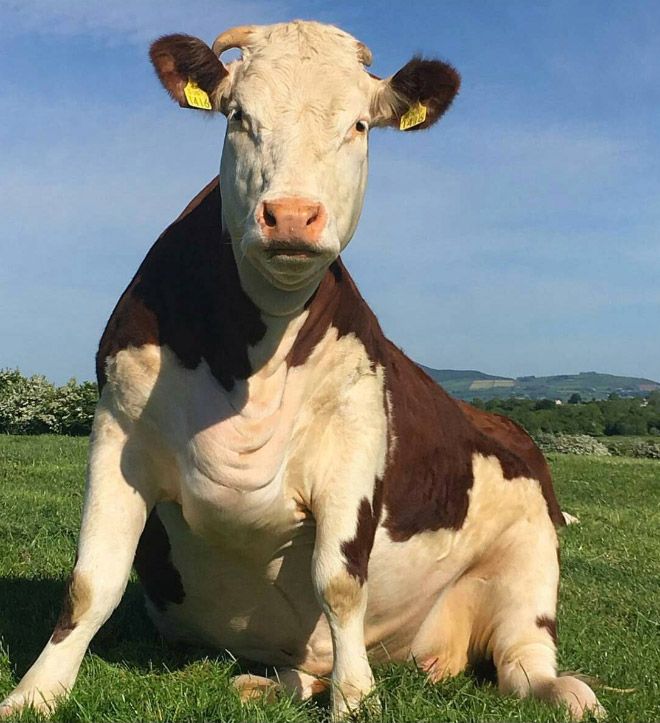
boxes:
[150,21,460,314]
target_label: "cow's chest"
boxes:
[111,324,384,549]
[171,358,312,544]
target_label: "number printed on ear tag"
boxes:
[399,101,427,130]
[184,79,212,110]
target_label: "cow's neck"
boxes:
[234,249,326,319]
[246,310,309,382]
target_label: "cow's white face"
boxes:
[151,21,460,314]
[217,25,376,312]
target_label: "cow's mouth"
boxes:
[240,233,337,293]
[266,243,323,260]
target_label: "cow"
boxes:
[1,20,603,720]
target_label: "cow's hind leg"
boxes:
[410,573,479,682]
[0,408,151,717]
[477,517,604,720]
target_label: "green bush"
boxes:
[51,379,99,435]
[0,369,97,436]
[533,433,611,456]
[603,437,660,460]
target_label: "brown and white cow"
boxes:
[1,21,603,720]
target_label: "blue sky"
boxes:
[1,1,659,384]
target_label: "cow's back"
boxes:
[457,401,564,526]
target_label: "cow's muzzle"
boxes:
[257,197,327,251]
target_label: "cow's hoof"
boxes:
[331,688,381,722]
[232,673,279,703]
[0,693,53,719]
[540,676,606,720]
[0,701,14,719]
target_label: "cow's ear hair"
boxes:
[149,34,228,111]
[372,57,460,131]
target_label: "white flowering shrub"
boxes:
[604,438,660,459]
[50,380,99,435]
[0,370,57,434]
[533,433,611,456]
[0,369,98,435]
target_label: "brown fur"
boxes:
[389,56,461,130]
[340,496,380,584]
[285,251,545,541]
[51,572,92,644]
[536,614,558,646]
[458,402,565,527]
[149,34,227,109]
[323,574,364,623]
[96,179,266,392]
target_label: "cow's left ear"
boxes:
[371,57,460,131]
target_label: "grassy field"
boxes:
[0,435,658,722]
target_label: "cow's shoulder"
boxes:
[96,178,266,392]
[380,348,558,539]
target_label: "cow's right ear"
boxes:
[149,34,228,111]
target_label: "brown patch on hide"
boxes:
[286,258,558,541]
[340,492,381,584]
[134,508,185,611]
[286,260,384,369]
[323,574,364,623]
[458,402,565,527]
[380,358,534,541]
[536,615,558,646]
[96,178,266,391]
[51,571,92,644]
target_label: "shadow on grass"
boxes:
[0,578,233,680]
[1,576,499,694]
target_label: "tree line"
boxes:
[471,392,660,437]
[2,368,660,438]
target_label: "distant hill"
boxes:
[419,367,660,402]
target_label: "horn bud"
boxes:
[356,41,372,67]
[212,25,255,56]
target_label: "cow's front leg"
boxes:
[0,409,152,717]
[310,474,381,720]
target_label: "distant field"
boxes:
[0,436,658,722]
[420,367,660,402]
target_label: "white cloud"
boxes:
[2,0,291,44]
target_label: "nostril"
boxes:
[263,206,277,228]
[306,205,321,226]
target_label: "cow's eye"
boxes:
[355,120,368,133]
[229,108,244,123]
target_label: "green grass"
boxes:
[0,436,658,722]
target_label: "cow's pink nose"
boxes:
[258,198,326,244]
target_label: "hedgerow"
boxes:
[0,369,97,436]
[533,433,611,457]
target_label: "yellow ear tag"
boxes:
[399,101,427,130]
[183,79,212,110]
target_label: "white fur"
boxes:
[217,22,385,315]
